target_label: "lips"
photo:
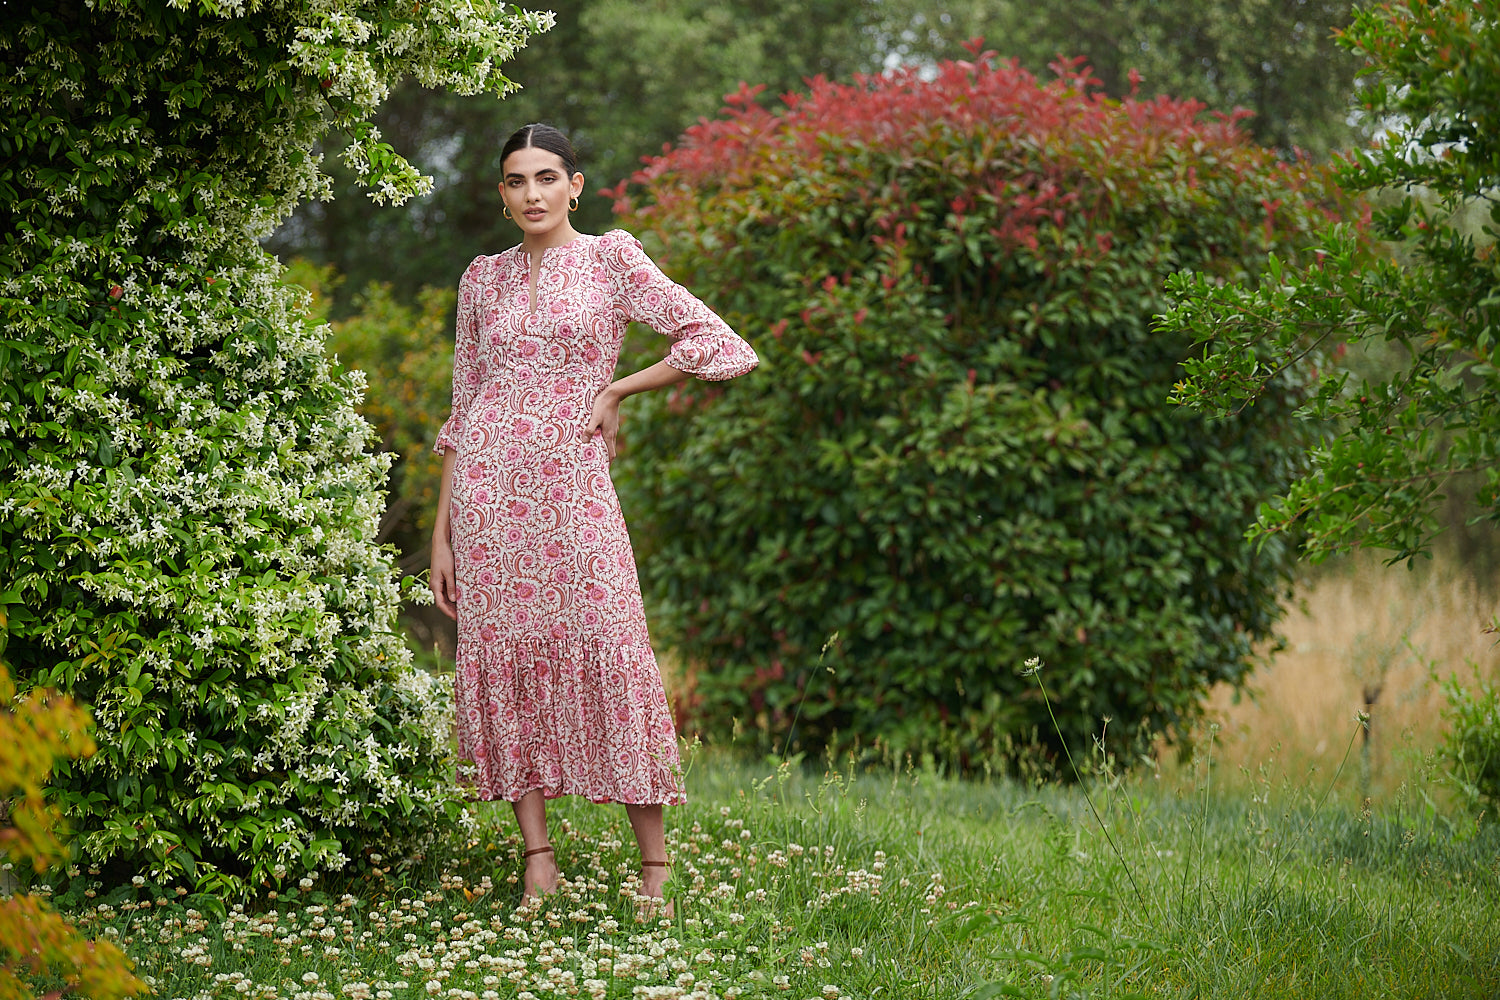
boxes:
[524,208,546,220]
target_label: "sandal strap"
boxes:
[641,859,671,868]
[522,845,554,858]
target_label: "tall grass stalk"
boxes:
[780,631,840,765]
[1022,657,1149,914]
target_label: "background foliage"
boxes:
[1165,0,1500,569]
[1437,665,1500,816]
[287,262,457,652]
[0,0,543,890]
[876,0,1362,155]
[610,49,1348,760]
[1162,0,1500,810]
[270,0,1362,316]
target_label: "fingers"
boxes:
[602,425,617,462]
[431,565,458,621]
[589,418,618,462]
[588,391,623,463]
[597,426,617,462]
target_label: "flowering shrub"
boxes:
[0,660,146,999]
[0,2,548,889]
[288,262,456,571]
[610,47,1350,759]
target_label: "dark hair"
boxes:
[501,123,579,176]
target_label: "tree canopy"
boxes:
[877,0,1362,156]
[1163,0,1500,576]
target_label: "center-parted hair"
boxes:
[501,123,579,177]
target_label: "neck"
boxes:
[522,222,583,254]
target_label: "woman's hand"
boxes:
[587,385,624,462]
[431,536,458,620]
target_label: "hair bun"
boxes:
[502,122,579,176]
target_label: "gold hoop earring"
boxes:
[569,196,580,212]
[503,205,513,220]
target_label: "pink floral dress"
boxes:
[434,230,758,805]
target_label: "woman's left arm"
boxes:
[590,231,760,461]
[587,359,690,462]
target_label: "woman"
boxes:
[430,123,758,910]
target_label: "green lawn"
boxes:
[58,746,1500,1000]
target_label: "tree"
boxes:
[610,51,1347,761]
[1162,0,1500,578]
[269,0,877,313]
[875,0,1363,156]
[0,1,544,889]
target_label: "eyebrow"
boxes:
[504,167,563,180]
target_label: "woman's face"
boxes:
[501,146,584,241]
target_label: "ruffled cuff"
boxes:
[665,332,760,381]
[433,414,462,455]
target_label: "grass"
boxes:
[1195,552,1499,805]
[48,739,1500,1000]
[33,553,1500,999]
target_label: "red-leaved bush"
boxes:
[609,45,1352,764]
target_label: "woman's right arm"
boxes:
[433,262,483,454]
[430,260,482,619]
[431,448,459,620]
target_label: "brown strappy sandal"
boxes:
[519,844,557,904]
[635,858,675,921]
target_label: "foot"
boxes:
[520,845,558,905]
[635,859,674,921]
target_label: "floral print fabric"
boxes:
[435,230,758,804]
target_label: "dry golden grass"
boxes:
[652,551,1500,808]
[1197,553,1500,800]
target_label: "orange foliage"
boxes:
[0,659,145,1000]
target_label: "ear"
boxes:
[570,171,585,200]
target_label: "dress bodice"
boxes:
[470,239,624,385]
[435,229,758,454]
